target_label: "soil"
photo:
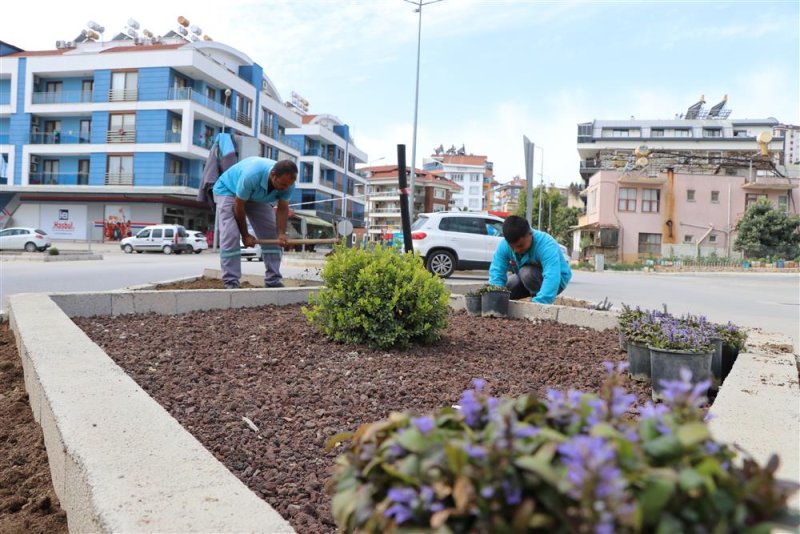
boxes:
[75,305,650,534]
[153,277,321,290]
[0,324,68,534]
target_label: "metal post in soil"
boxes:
[397,144,413,253]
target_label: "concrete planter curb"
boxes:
[0,252,103,262]
[5,286,799,530]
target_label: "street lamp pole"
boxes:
[405,0,443,222]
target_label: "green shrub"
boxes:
[48,247,60,256]
[303,244,449,349]
[328,367,794,533]
[479,284,509,294]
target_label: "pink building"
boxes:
[574,170,798,262]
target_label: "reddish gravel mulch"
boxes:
[0,324,68,534]
[75,305,649,533]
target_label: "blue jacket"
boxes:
[488,228,572,304]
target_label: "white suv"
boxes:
[410,212,505,278]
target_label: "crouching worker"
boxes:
[488,215,572,304]
[212,157,298,289]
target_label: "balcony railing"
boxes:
[29,172,90,185]
[108,88,138,102]
[30,132,91,144]
[193,136,214,150]
[164,130,181,143]
[234,111,252,127]
[742,176,800,190]
[105,173,134,185]
[106,129,136,143]
[164,173,200,188]
[168,87,234,118]
[32,90,94,104]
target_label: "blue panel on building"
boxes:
[89,153,106,185]
[136,110,168,143]
[134,153,167,186]
[91,112,109,144]
[94,70,111,102]
[0,79,11,105]
[139,67,170,101]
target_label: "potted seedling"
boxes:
[617,303,644,352]
[464,288,482,316]
[480,284,510,318]
[648,314,715,401]
[715,321,747,383]
[623,308,670,381]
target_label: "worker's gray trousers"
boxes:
[507,263,564,301]
[216,196,282,288]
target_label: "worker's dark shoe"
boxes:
[265,282,285,288]
[223,282,240,290]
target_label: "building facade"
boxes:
[423,147,494,211]
[359,165,461,240]
[492,177,524,213]
[0,33,366,240]
[574,98,798,262]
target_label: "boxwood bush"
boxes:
[303,244,449,349]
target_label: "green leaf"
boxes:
[514,455,559,486]
[590,422,620,439]
[676,422,711,448]
[640,477,675,522]
[325,431,353,451]
[644,434,682,459]
[331,487,357,526]
[397,428,428,453]
[678,468,705,492]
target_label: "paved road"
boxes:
[2,248,798,350]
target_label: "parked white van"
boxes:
[119,224,191,254]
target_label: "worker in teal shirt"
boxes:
[488,215,572,304]
[212,157,297,289]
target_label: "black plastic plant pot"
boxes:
[481,291,509,318]
[649,347,713,401]
[721,345,740,383]
[626,342,650,381]
[710,337,724,383]
[465,294,482,316]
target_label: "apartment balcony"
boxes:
[234,111,252,127]
[32,90,94,104]
[168,88,235,119]
[100,173,200,187]
[105,173,134,185]
[164,173,200,188]
[108,89,138,102]
[741,175,799,190]
[106,129,136,143]
[193,135,214,150]
[304,148,341,167]
[617,174,667,186]
[30,131,91,144]
[29,172,90,185]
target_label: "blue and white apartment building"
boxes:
[0,34,367,241]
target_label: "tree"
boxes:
[514,187,580,246]
[733,199,800,259]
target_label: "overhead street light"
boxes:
[404,0,443,222]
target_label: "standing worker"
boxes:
[488,215,572,304]
[212,157,298,289]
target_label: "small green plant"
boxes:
[716,322,748,353]
[479,284,509,294]
[48,247,60,256]
[328,366,795,532]
[303,244,449,349]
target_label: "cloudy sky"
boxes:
[2,0,798,186]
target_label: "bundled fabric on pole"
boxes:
[197,133,240,205]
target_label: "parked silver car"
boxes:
[186,230,209,254]
[119,224,191,254]
[0,227,52,252]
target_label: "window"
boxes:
[433,188,445,199]
[711,190,720,203]
[709,234,717,243]
[79,120,91,143]
[471,174,481,182]
[42,160,59,184]
[650,129,664,137]
[485,220,503,236]
[642,189,660,213]
[638,233,662,255]
[687,189,695,202]
[469,186,481,195]
[110,71,138,101]
[206,87,217,102]
[618,188,636,211]
[674,129,691,137]
[469,199,480,209]
[45,81,63,94]
[451,173,463,182]
[151,229,163,239]
[109,114,135,142]
[745,193,766,209]
[439,217,487,235]
[136,229,150,238]
[77,159,89,185]
[684,235,694,243]
[107,155,133,185]
[81,80,93,101]
[703,129,722,137]
[778,195,789,213]
[733,129,748,138]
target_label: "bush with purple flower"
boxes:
[328,366,795,532]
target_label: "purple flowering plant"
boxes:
[327,368,795,532]
[716,321,748,353]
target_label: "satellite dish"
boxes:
[634,145,650,157]
[756,131,773,144]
